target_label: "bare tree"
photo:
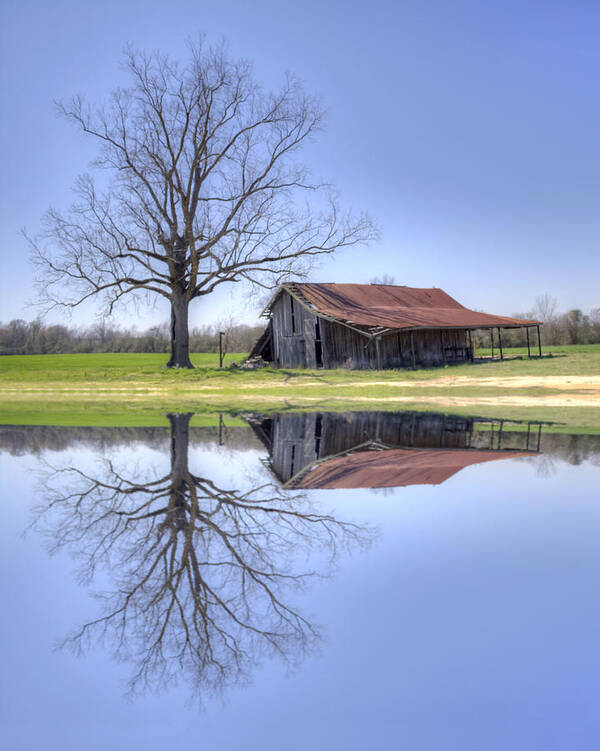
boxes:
[29,41,376,367]
[531,294,558,323]
[530,294,559,345]
[33,413,371,698]
[368,274,396,285]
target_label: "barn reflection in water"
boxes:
[247,412,543,489]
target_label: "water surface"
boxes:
[1,411,600,750]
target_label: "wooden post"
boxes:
[526,422,531,451]
[440,330,446,365]
[490,328,494,360]
[537,423,542,452]
[410,331,416,370]
[537,324,542,358]
[219,331,225,368]
[467,329,474,361]
[526,327,531,358]
[498,327,503,360]
[375,336,382,370]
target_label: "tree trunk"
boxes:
[167,412,193,531]
[167,291,193,368]
[168,412,192,479]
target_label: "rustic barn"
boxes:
[248,283,542,369]
[246,411,541,489]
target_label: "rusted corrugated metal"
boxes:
[284,283,539,330]
[294,447,533,489]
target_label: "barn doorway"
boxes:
[315,319,323,367]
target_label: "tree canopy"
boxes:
[30,40,376,367]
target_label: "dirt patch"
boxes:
[429,375,600,391]
[2,375,599,408]
[323,376,600,392]
[333,394,600,408]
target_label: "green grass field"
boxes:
[2,344,599,382]
[0,345,598,429]
[0,352,248,381]
[1,344,599,383]
[473,343,600,373]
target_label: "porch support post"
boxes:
[537,324,542,358]
[490,328,494,360]
[375,336,382,370]
[498,327,503,360]
[410,331,416,370]
[526,327,531,358]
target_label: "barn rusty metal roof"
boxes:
[289,447,533,489]
[267,283,540,331]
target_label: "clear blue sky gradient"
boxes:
[2,0,599,328]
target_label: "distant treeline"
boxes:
[0,319,264,355]
[472,296,600,347]
[1,296,599,355]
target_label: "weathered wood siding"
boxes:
[271,291,317,367]
[320,320,468,369]
[268,413,322,483]
[270,289,470,369]
[319,319,373,368]
[394,328,469,368]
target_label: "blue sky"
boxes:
[2,0,599,329]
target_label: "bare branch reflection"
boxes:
[34,413,372,698]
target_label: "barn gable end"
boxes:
[270,289,318,368]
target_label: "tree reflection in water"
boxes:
[34,413,372,698]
